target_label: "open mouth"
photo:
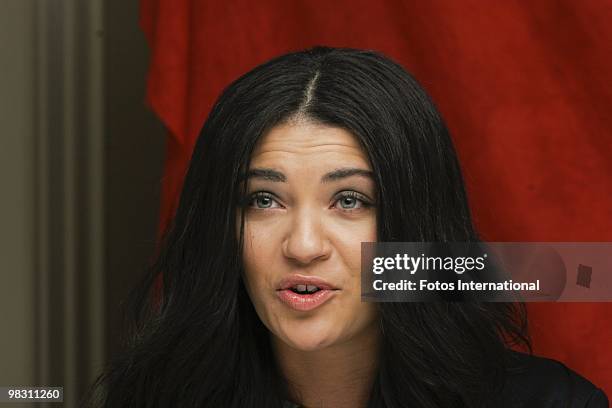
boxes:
[277,275,338,292]
[276,276,339,311]
[289,284,321,295]
[276,275,339,311]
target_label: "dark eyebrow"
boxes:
[239,167,374,183]
[321,167,374,183]
[240,168,287,182]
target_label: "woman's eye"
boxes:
[334,192,371,211]
[248,193,281,209]
[246,191,372,211]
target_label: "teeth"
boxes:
[290,284,321,294]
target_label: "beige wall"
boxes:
[0,0,165,406]
[0,0,37,394]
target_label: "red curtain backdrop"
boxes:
[140,0,612,396]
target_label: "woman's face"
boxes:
[239,120,379,351]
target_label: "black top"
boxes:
[283,351,609,407]
[496,351,608,407]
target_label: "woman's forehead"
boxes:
[250,122,370,166]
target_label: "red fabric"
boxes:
[140,0,612,395]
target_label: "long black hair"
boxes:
[84,46,529,407]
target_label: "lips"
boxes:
[277,275,338,291]
[276,275,339,312]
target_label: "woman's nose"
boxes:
[282,208,331,265]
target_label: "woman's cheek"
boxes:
[243,225,275,303]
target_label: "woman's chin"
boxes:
[285,335,335,352]
[276,322,339,352]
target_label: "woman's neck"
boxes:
[271,323,381,408]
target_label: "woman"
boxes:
[85,47,608,407]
